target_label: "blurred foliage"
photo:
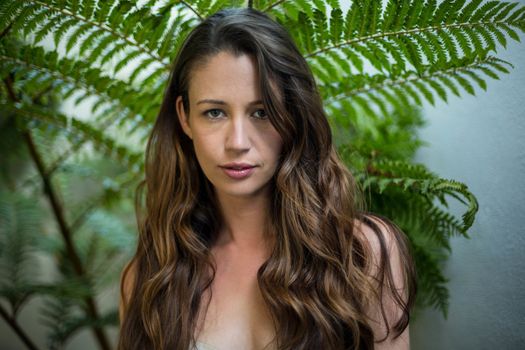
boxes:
[0,0,524,348]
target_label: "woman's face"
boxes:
[175,51,283,199]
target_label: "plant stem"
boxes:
[0,22,13,40]
[180,1,204,20]
[3,77,113,350]
[262,0,286,12]
[22,131,113,350]
[0,304,42,350]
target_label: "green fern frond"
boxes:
[397,197,465,250]
[343,0,359,39]
[412,243,450,316]
[113,48,143,74]
[38,282,118,350]
[0,1,24,32]
[23,7,52,39]
[284,0,525,94]
[4,102,142,169]
[75,208,136,289]
[313,8,328,48]
[78,28,106,54]
[449,26,472,56]
[324,49,350,79]
[294,0,315,18]
[329,7,344,44]
[357,159,478,234]
[204,0,240,19]
[8,4,39,36]
[324,53,513,120]
[46,309,118,349]
[0,190,42,314]
[343,154,475,316]
[361,0,378,36]
[40,295,77,349]
[69,170,141,235]
[436,74,461,96]
[313,0,327,16]
[426,78,447,102]
[297,11,316,53]
[0,42,163,132]
[3,0,173,69]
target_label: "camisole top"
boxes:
[193,340,218,350]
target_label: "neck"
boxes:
[214,188,273,252]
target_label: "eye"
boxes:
[203,109,224,119]
[253,109,268,119]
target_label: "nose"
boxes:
[225,115,251,153]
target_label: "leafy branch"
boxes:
[2,74,112,350]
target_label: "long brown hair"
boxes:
[118,7,416,350]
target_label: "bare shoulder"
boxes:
[353,213,413,350]
[119,257,138,324]
[353,213,404,268]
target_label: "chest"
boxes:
[194,252,277,350]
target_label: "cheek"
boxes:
[192,134,218,167]
[264,129,283,161]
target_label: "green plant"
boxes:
[0,0,523,348]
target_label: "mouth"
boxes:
[219,163,257,179]
[219,163,257,170]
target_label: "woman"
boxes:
[118,7,416,350]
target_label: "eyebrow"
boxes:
[196,99,263,106]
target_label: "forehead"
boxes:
[188,51,261,104]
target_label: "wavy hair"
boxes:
[118,7,416,350]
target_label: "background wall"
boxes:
[409,2,525,348]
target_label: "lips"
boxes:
[220,163,257,179]
[220,162,256,170]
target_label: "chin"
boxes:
[219,186,264,198]
[214,180,270,198]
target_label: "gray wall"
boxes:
[410,4,525,349]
